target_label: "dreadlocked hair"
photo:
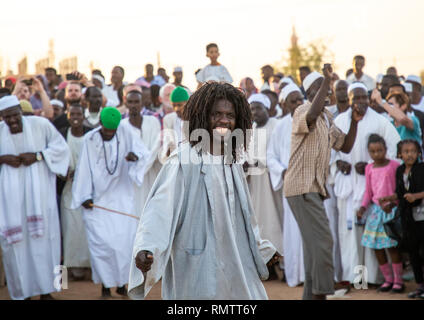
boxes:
[182,82,253,163]
[397,139,422,160]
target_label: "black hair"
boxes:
[206,43,218,52]
[85,86,102,99]
[382,74,400,84]
[299,66,311,73]
[113,66,125,77]
[182,82,252,162]
[367,134,387,149]
[0,88,11,95]
[397,139,422,159]
[388,83,406,93]
[261,89,278,102]
[158,67,165,72]
[92,69,104,77]
[354,55,365,61]
[150,84,161,99]
[68,104,84,111]
[127,90,142,97]
[117,85,124,105]
[261,64,273,71]
[45,67,57,74]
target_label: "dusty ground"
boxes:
[0,277,416,300]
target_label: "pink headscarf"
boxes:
[239,77,258,99]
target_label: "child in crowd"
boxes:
[356,134,404,293]
[196,43,233,87]
[380,139,424,299]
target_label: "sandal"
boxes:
[377,282,392,292]
[408,287,424,298]
[391,283,405,293]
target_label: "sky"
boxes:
[1,0,424,91]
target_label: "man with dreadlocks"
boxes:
[128,82,280,300]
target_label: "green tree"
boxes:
[274,27,333,85]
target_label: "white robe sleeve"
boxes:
[128,156,185,300]
[220,66,233,84]
[71,137,94,209]
[40,120,70,177]
[380,117,401,160]
[143,117,161,173]
[266,126,286,191]
[124,127,152,187]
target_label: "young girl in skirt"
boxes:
[381,139,424,299]
[356,134,404,293]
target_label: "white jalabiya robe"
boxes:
[0,116,70,300]
[60,128,90,268]
[71,125,150,288]
[159,112,183,164]
[196,64,233,84]
[246,118,283,256]
[267,115,305,287]
[128,143,276,300]
[121,116,162,216]
[333,108,400,284]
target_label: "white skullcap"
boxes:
[279,83,302,102]
[376,73,384,84]
[0,95,20,111]
[348,82,368,95]
[92,74,105,87]
[402,82,413,93]
[406,75,422,86]
[50,99,64,108]
[303,71,323,92]
[248,93,271,109]
[173,66,183,73]
[278,77,294,86]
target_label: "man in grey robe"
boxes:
[128,82,280,300]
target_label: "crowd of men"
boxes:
[0,42,424,300]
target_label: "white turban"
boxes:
[92,74,105,88]
[303,71,323,92]
[279,83,302,102]
[406,75,422,86]
[348,82,368,95]
[402,82,413,93]
[0,95,20,111]
[50,99,64,108]
[248,93,271,109]
[278,77,294,86]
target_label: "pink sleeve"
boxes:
[361,164,373,208]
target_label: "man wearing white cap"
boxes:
[283,64,364,300]
[346,55,376,91]
[172,67,183,87]
[245,93,283,280]
[0,95,70,300]
[50,99,65,121]
[406,75,424,113]
[267,83,306,287]
[333,82,400,286]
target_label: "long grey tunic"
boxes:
[128,143,276,300]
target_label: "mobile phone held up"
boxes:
[22,79,33,86]
[66,73,79,81]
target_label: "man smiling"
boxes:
[129,82,280,300]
